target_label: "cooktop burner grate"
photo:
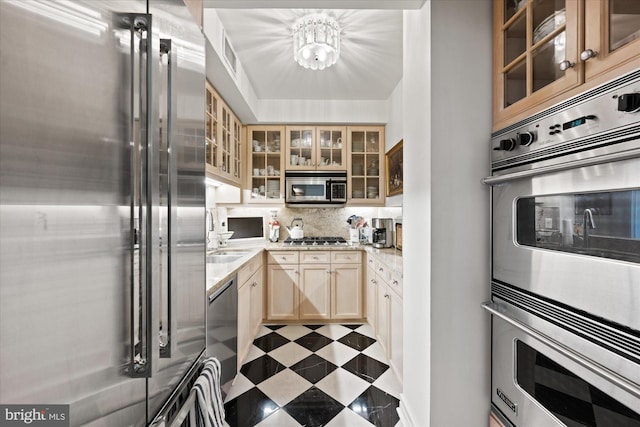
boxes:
[283,236,348,246]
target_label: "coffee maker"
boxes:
[371,218,394,248]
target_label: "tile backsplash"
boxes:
[222,206,402,241]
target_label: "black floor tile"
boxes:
[225,387,279,427]
[342,353,389,383]
[343,324,364,330]
[252,331,290,352]
[338,331,376,351]
[265,324,286,330]
[290,354,338,384]
[349,385,400,427]
[283,386,344,426]
[294,331,333,352]
[240,354,286,385]
[303,324,323,330]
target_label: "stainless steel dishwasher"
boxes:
[206,275,238,397]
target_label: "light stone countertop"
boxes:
[205,241,403,296]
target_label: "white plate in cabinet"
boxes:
[268,251,299,265]
[331,251,362,264]
[299,251,331,264]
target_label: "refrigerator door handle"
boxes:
[159,38,177,359]
[127,13,153,378]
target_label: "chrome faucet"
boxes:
[205,209,215,247]
[583,208,597,248]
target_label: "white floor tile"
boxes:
[315,341,359,367]
[243,344,266,364]
[257,368,312,407]
[224,373,254,403]
[268,341,313,367]
[255,325,273,339]
[315,324,352,340]
[325,407,374,427]
[361,341,387,364]
[273,324,313,341]
[372,369,403,399]
[315,368,371,406]
[254,408,301,427]
[354,323,376,339]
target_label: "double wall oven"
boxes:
[484,70,640,427]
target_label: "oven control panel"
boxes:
[490,71,640,168]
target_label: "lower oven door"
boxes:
[485,298,640,427]
[492,154,640,330]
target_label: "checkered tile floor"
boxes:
[223,324,402,427]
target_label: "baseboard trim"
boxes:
[398,394,417,427]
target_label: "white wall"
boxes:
[386,80,403,207]
[401,1,492,426]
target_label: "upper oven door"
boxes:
[492,156,640,330]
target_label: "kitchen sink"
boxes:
[206,250,250,264]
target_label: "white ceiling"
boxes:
[204,1,423,101]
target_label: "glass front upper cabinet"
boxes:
[499,0,580,109]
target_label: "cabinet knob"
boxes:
[384,294,390,299]
[559,60,575,71]
[580,49,597,61]
[392,280,399,285]
[313,256,319,260]
[378,267,384,272]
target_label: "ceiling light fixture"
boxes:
[292,14,340,70]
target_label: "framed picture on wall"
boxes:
[386,139,403,197]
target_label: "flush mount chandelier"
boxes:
[292,14,340,70]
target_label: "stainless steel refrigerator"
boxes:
[0,1,206,425]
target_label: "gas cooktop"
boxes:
[283,236,348,246]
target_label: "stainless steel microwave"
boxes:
[285,171,347,205]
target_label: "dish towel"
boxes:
[194,357,229,427]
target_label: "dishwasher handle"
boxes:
[209,276,236,304]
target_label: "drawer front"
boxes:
[375,260,392,283]
[388,272,403,297]
[300,251,331,264]
[331,251,362,264]
[268,251,299,265]
[366,254,376,269]
[238,253,262,285]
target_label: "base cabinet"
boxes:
[366,262,378,330]
[267,264,299,320]
[267,250,363,321]
[299,264,331,320]
[368,252,403,384]
[331,263,363,319]
[237,254,264,369]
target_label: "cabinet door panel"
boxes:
[250,267,263,338]
[300,264,331,320]
[366,266,378,330]
[584,0,640,80]
[389,290,403,382]
[267,265,298,320]
[376,281,390,354]
[237,281,252,369]
[332,263,363,319]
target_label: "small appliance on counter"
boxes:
[372,218,394,248]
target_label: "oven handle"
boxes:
[482,302,640,399]
[482,148,640,186]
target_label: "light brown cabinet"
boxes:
[347,126,385,205]
[205,81,243,185]
[285,126,346,170]
[493,0,640,129]
[266,250,363,321]
[367,252,403,384]
[237,254,264,369]
[246,125,285,201]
